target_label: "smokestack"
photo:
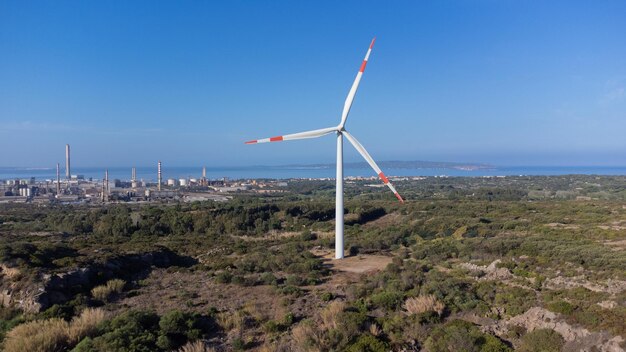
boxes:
[132,167,136,181]
[65,144,71,179]
[157,161,162,191]
[56,163,61,195]
[102,169,109,202]
[202,166,206,179]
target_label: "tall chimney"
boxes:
[132,167,136,181]
[103,169,109,202]
[157,161,162,191]
[65,144,71,179]
[202,166,206,178]
[56,163,61,195]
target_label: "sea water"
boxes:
[1,165,625,182]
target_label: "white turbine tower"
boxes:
[245,38,403,259]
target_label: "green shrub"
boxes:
[424,320,511,352]
[347,334,388,352]
[215,272,232,284]
[300,230,317,241]
[232,337,245,350]
[260,272,277,285]
[263,320,280,333]
[285,275,304,286]
[320,292,333,301]
[518,329,564,352]
[0,308,24,344]
[82,310,161,351]
[547,300,575,315]
[279,285,303,296]
[282,312,294,326]
[370,291,404,311]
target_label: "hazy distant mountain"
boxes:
[278,160,493,171]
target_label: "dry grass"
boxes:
[3,318,69,352]
[216,310,247,333]
[3,308,107,352]
[319,301,345,331]
[178,340,216,352]
[91,279,125,301]
[243,301,268,323]
[403,295,445,316]
[0,265,21,281]
[67,308,108,344]
[368,322,382,337]
[291,321,320,352]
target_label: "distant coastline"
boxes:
[1,162,626,181]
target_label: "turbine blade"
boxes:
[245,126,337,144]
[339,37,375,128]
[343,131,404,203]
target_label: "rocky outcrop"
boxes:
[483,307,625,352]
[544,275,626,295]
[460,259,513,281]
[0,248,196,313]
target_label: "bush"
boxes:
[300,230,317,241]
[347,334,388,352]
[259,272,277,285]
[547,300,575,315]
[263,320,280,333]
[3,318,69,352]
[215,272,232,284]
[518,329,564,352]
[67,308,108,344]
[74,310,160,351]
[403,295,445,316]
[3,308,107,352]
[320,301,345,331]
[424,320,510,352]
[91,279,126,302]
[370,291,404,310]
[320,292,334,301]
[0,308,23,343]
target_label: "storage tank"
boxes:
[179,179,188,186]
[167,178,177,186]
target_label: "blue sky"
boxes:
[1,1,625,167]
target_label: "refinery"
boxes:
[0,144,287,204]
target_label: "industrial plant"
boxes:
[0,144,265,204]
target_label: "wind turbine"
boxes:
[245,38,403,259]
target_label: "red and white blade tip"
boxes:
[369,37,376,49]
[244,136,284,144]
[395,192,404,203]
[378,171,404,203]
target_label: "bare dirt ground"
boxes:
[115,269,280,316]
[301,249,394,303]
[545,222,581,230]
[598,220,626,231]
[602,239,626,251]
[311,249,393,274]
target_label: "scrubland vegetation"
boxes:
[0,175,624,351]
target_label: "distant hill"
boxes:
[278,160,493,171]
